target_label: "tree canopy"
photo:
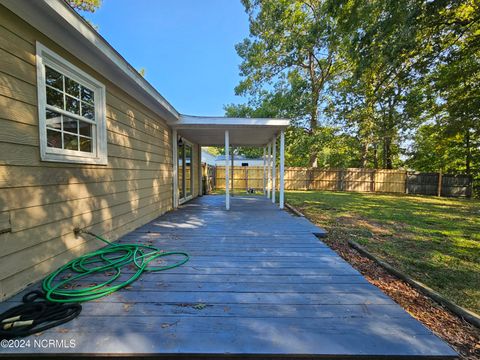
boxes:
[229,0,479,189]
[67,0,101,12]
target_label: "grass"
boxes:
[285,190,480,314]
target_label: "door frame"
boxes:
[178,136,194,205]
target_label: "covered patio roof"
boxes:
[172,115,289,211]
[173,115,290,146]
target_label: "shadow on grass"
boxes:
[285,190,480,313]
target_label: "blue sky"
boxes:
[81,0,249,115]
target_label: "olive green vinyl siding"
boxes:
[0,5,200,300]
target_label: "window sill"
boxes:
[41,152,108,165]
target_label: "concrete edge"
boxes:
[348,239,480,330]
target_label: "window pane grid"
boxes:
[46,84,95,121]
[45,65,96,125]
[46,109,94,153]
[40,51,105,164]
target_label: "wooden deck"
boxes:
[0,195,456,359]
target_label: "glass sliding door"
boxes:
[178,142,184,200]
[185,144,192,197]
[177,137,194,203]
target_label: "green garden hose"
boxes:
[42,230,189,303]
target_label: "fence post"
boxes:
[372,169,376,192]
[307,169,314,190]
[340,169,345,191]
[437,170,442,197]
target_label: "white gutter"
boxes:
[177,115,290,127]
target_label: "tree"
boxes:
[285,125,362,167]
[407,123,480,176]
[426,2,480,175]
[138,68,146,77]
[223,97,362,167]
[230,0,480,178]
[67,0,101,12]
[326,0,432,169]
[235,0,340,165]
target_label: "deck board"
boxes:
[0,195,456,358]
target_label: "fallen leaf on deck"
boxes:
[193,303,207,310]
[161,320,179,328]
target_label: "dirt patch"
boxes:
[323,227,480,360]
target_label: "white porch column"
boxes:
[231,146,234,196]
[279,130,285,209]
[267,142,271,199]
[262,147,266,195]
[172,129,178,209]
[225,130,230,210]
[198,144,203,197]
[272,136,276,204]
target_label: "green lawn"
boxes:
[285,191,480,314]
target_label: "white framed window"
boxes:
[36,42,107,165]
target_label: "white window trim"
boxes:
[36,42,108,165]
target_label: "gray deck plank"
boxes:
[0,195,456,358]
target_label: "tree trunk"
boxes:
[373,142,378,169]
[307,52,319,166]
[465,129,471,174]
[383,96,395,169]
[308,53,319,131]
[384,136,393,169]
[361,141,370,168]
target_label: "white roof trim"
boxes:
[175,115,290,128]
[1,0,179,122]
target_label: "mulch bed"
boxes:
[323,226,480,360]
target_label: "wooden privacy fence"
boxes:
[214,166,472,197]
[202,164,216,194]
[215,166,265,191]
[406,172,473,197]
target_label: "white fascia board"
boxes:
[1,0,180,123]
[176,115,290,128]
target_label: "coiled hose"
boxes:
[0,290,82,339]
[42,230,189,303]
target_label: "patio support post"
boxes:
[263,147,266,195]
[231,146,234,196]
[272,136,276,204]
[225,130,230,210]
[172,129,178,209]
[267,142,271,199]
[279,130,285,209]
[198,144,203,197]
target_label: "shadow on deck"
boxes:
[0,195,456,359]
